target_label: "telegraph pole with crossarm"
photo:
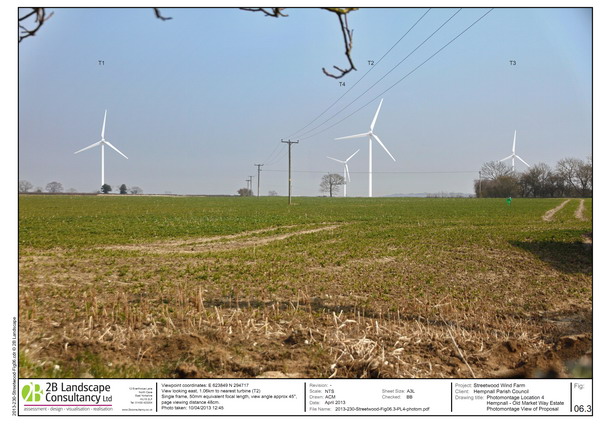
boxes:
[254,164,264,197]
[281,139,299,205]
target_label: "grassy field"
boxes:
[18,195,592,378]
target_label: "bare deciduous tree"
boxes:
[575,156,593,196]
[556,158,581,193]
[556,157,592,196]
[320,173,345,197]
[477,156,592,198]
[19,180,33,193]
[480,161,513,180]
[237,188,253,197]
[45,181,63,193]
[519,163,552,198]
[475,175,520,198]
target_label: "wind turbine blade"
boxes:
[104,141,128,159]
[372,133,396,162]
[370,99,384,131]
[512,130,516,153]
[326,156,345,164]
[346,149,360,162]
[498,155,513,163]
[74,141,101,154]
[335,132,371,140]
[101,110,107,139]
[515,155,530,167]
[345,163,351,182]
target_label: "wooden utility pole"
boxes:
[248,175,253,195]
[281,139,299,205]
[254,164,263,197]
[478,171,482,198]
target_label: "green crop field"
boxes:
[18,195,592,378]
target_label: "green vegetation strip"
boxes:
[19,196,591,378]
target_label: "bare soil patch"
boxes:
[582,232,592,245]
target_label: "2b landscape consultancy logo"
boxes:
[21,381,113,410]
[21,382,43,402]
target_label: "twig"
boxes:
[153,8,172,21]
[19,8,54,42]
[321,8,358,78]
[240,8,288,18]
[446,324,476,378]
[240,7,358,79]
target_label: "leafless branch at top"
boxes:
[19,8,54,42]
[240,8,288,18]
[19,7,358,80]
[240,7,358,79]
[153,8,172,21]
[321,8,358,79]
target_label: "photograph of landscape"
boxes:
[18,7,591,380]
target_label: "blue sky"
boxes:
[18,7,592,196]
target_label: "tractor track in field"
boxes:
[542,199,571,221]
[100,223,341,254]
[542,199,589,222]
[574,199,587,221]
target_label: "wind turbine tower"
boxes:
[335,99,395,197]
[499,130,530,172]
[326,149,360,197]
[74,110,128,188]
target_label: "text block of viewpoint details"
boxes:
[19,378,592,416]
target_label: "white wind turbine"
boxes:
[326,149,360,197]
[74,110,128,188]
[335,99,395,197]
[499,130,530,172]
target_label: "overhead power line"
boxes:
[262,169,478,174]
[299,8,494,142]
[264,143,288,166]
[286,8,432,140]
[261,141,285,166]
[262,10,432,168]
[296,8,462,140]
[260,8,493,169]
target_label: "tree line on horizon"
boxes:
[475,157,592,198]
[19,155,591,198]
[18,181,143,195]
